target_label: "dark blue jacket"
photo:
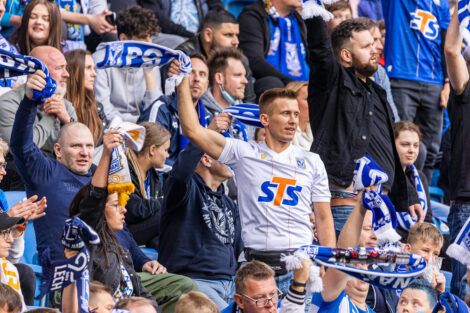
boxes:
[159,143,243,280]
[10,97,94,261]
[116,226,151,272]
[139,95,212,166]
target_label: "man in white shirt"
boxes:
[175,69,335,289]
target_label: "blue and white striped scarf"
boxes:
[397,165,427,230]
[95,40,191,96]
[224,104,264,128]
[458,0,470,47]
[353,155,401,247]
[447,215,470,267]
[301,0,341,21]
[0,48,56,103]
[38,217,100,313]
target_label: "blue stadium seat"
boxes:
[221,301,235,313]
[441,270,452,292]
[224,0,256,18]
[429,186,445,203]
[4,190,27,209]
[141,247,159,260]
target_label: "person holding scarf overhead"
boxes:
[238,0,308,97]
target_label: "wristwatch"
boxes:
[291,280,307,287]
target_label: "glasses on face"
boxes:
[106,203,123,211]
[241,289,282,308]
[0,228,15,240]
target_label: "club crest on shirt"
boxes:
[296,157,306,169]
[261,153,267,160]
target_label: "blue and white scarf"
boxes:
[447,215,470,267]
[0,48,56,103]
[266,6,309,81]
[458,0,470,48]
[283,245,426,290]
[224,104,264,128]
[397,165,427,230]
[353,155,401,247]
[0,36,21,88]
[95,41,191,96]
[301,0,340,21]
[38,217,100,313]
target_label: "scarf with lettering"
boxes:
[353,155,401,247]
[301,0,341,21]
[95,40,191,96]
[447,215,470,267]
[458,0,470,47]
[0,48,56,103]
[397,165,427,230]
[0,36,21,88]
[107,117,146,207]
[38,217,100,313]
[283,245,427,290]
[266,5,310,81]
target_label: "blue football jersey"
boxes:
[382,0,450,84]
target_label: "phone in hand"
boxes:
[105,12,116,26]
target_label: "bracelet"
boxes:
[291,280,307,287]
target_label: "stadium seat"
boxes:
[141,247,159,260]
[441,270,452,292]
[4,190,27,209]
[429,186,445,203]
[224,0,256,18]
[221,301,235,313]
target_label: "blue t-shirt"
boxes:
[382,0,450,85]
[309,291,375,313]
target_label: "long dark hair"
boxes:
[64,49,103,144]
[69,185,123,267]
[11,0,62,55]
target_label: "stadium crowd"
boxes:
[0,0,469,313]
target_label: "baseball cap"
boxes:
[0,211,24,231]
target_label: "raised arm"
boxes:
[305,16,341,120]
[444,10,469,95]
[177,77,227,159]
[321,196,367,302]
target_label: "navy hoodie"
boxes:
[10,96,94,261]
[159,143,243,280]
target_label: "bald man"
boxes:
[10,68,93,261]
[0,46,76,157]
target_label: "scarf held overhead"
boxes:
[458,0,470,48]
[282,245,426,291]
[447,215,470,267]
[0,48,56,103]
[108,117,146,207]
[301,0,341,21]
[94,40,191,95]
[353,155,401,247]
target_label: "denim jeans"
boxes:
[448,201,470,299]
[193,279,236,310]
[331,205,354,237]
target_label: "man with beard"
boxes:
[306,16,416,234]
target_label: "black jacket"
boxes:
[306,16,408,210]
[238,0,307,85]
[77,185,155,301]
[125,162,162,224]
[175,35,256,103]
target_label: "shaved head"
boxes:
[30,46,69,91]
[55,122,94,175]
[57,122,92,145]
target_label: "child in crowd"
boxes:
[404,223,446,294]
[175,292,219,313]
[89,281,115,313]
[0,283,22,313]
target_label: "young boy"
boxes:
[89,281,115,313]
[175,292,219,313]
[404,223,446,294]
